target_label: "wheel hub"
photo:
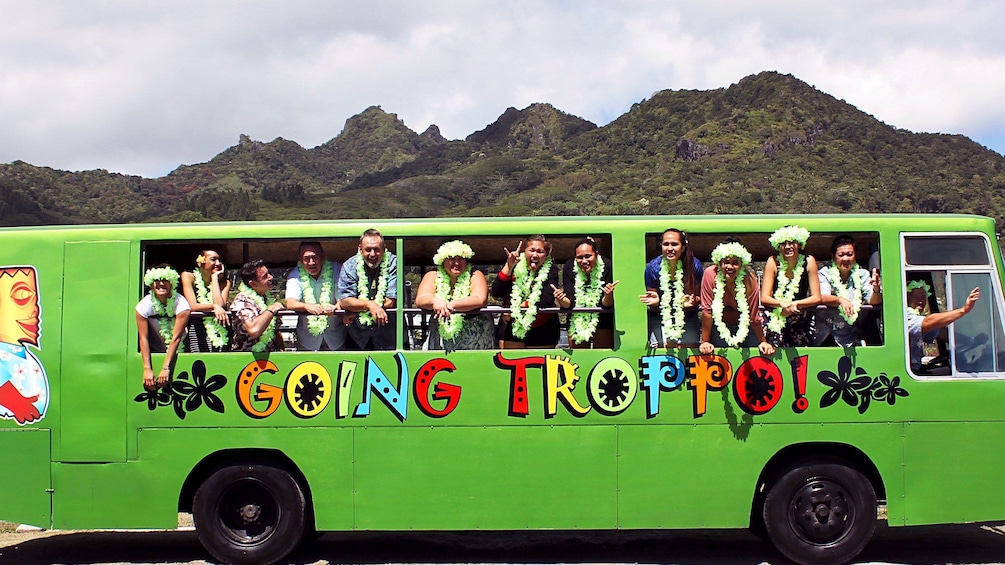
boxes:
[792,480,849,543]
[239,503,261,523]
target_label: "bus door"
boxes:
[59,241,130,462]
[901,233,1005,524]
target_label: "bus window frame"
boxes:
[901,231,1005,380]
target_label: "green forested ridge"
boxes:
[2,72,1003,226]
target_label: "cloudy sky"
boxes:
[2,1,1002,178]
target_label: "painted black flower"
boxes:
[167,381,188,420]
[134,387,172,411]
[871,373,909,405]
[172,360,227,415]
[818,355,872,409]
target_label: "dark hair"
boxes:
[663,228,700,295]
[525,234,552,255]
[663,228,688,246]
[831,235,856,255]
[240,259,266,285]
[199,248,222,261]
[574,237,599,254]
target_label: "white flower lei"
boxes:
[435,266,472,340]
[765,254,805,334]
[355,252,390,326]
[237,282,276,352]
[149,290,180,348]
[509,256,553,339]
[828,265,863,324]
[569,255,605,344]
[193,271,228,348]
[300,260,335,336]
[711,268,750,347]
[657,257,686,343]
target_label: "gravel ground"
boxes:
[0,523,66,549]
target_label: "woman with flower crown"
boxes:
[639,228,703,348]
[814,235,883,347]
[760,225,821,347]
[415,240,494,352]
[554,237,619,348]
[491,235,561,349]
[229,260,285,352]
[180,249,231,352]
[699,238,775,356]
[136,265,191,390]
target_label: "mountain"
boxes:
[2,71,1003,226]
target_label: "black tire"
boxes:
[193,463,307,565]
[762,462,876,565]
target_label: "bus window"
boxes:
[904,234,1003,377]
[950,272,1005,373]
[680,230,883,349]
[142,238,387,353]
[402,235,616,351]
[905,236,990,265]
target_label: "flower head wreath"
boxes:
[768,225,810,249]
[143,267,180,289]
[907,280,931,298]
[433,240,474,266]
[710,242,752,266]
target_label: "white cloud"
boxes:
[0,0,1002,176]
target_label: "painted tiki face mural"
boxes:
[0,267,40,347]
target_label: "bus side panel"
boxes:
[139,428,356,530]
[353,426,618,530]
[903,422,1005,525]
[51,461,160,528]
[60,241,130,462]
[0,429,50,528]
[53,428,356,529]
[618,423,905,528]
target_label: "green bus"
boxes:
[1,214,1003,565]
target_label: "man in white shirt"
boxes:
[285,242,346,351]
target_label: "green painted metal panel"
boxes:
[354,425,618,529]
[903,422,1005,525]
[0,429,50,527]
[138,427,355,530]
[52,461,160,529]
[53,427,355,529]
[60,241,130,462]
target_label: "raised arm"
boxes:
[920,287,980,334]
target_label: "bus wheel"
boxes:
[193,463,307,565]
[762,462,876,565]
